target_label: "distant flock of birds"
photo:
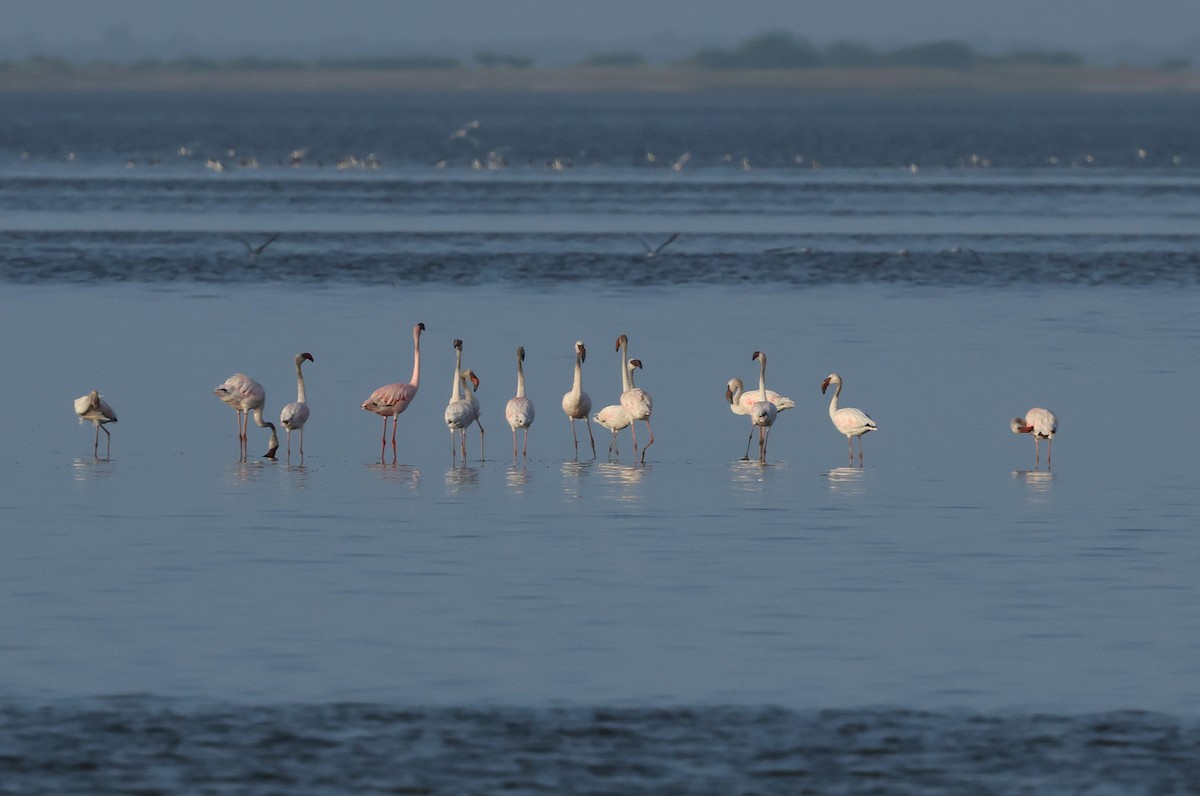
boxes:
[74,322,1059,469]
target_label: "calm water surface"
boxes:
[2,90,1200,792]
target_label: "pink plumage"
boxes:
[362,322,424,462]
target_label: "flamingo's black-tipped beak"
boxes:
[453,339,463,350]
[469,373,480,390]
[301,352,314,362]
[752,351,762,361]
[725,387,734,404]
[821,378,831,394]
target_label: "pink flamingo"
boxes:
[561,341,595,459]
[444,339,476,461]
[214,373,279,460]
[361,322,424,463]
[74,390,117,458]
[1011,407,1058,466]
[279,352,314,460]
[593,359,640,456]
[821,373,877,464]
[616,334,654,462]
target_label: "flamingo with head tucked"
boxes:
[1011,407,1057,466]
[280,352,314,460]
[821,373,877,464]
[362,322,424,463]
[215,373,278,460]
[616,334,654,462]
[74,390,117,458]
[505,346,534,460]
[561,341,595,459]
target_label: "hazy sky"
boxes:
[6,0,1199,63]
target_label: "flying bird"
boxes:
[635,232,679,258]
[234,233,280,259]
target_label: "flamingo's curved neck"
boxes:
[619,339,631,393]
[451,347,463,402]
[572,352,584,396]
[757,354,768,397]
[295,357,308,404]
[516,354,526,398]
[410,328,422,388]
[828,380,842,418]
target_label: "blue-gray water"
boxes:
[2,91,1200,793]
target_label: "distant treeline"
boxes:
[1,33,1162,75]
[692,32,1084,70]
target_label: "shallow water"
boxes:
[3,90,1200,791]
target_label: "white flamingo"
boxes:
[616,334,654,462]
[505,346,535,460]
[749,351,778,462]
[74,390,117,457]
[726,377,796,460]
[362,322,424,463]
[1011,407,1058,466]
[444,339,475,461]
[214,373,279,460]
[279,352,313,460]
[821,373,877,464]
[593,359,640,456]
[561,340,596,459]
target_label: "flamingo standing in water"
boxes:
[726,376,795,460]
[616,334,654,462]
[460,367,484,460]
[1011,407,1058,466]
[821,373,877,464]
[593,359,641,456]
[445,339,475,461]
[561,341,596,459]
[505,346,535,460]
[749,351,778,462]
[362,322,424,463]
[279,352,313,460]
[74,390,117,457]
[214,373,279,460]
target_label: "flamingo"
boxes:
[1011,407,1058,466]
[214,373,279,460]
[561,340,596,459]
[505,346,535,460]
[444,339,475,461]
[279,352,314,460]
[592,359,640,456]
[821,373,877,464]
[726,377,796,460]
[74,390,117,457]
[461,367,484,460]
[749,351,778,462]
[362,322,424,463]
[616,334,654,462]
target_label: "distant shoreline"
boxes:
[3,64,1200,93]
